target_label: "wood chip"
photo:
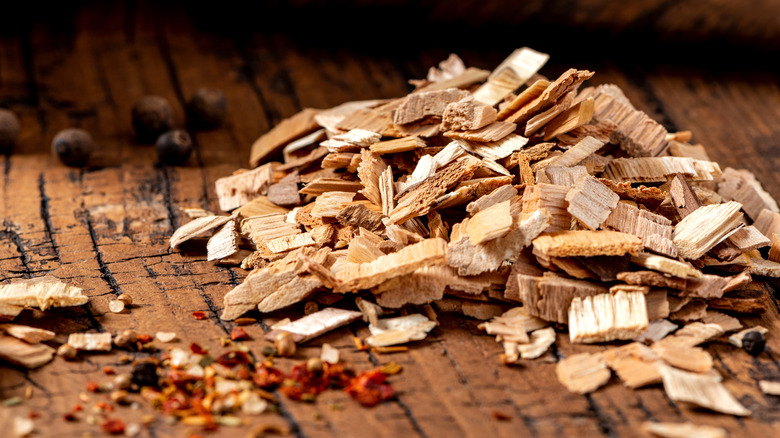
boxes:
[569,291,648,343]
[758,380,780,396]
[673,201,744,260]
[602,342,662,388]
[718,167,779,221]
[155,332,177,343]
[441,96,497,131]
[472,47,549,106]
[0,335,55,369]
[635,319,678,344]
[658,364,750,416]
[321,343,340,364]
[215,164,275,212]
[548,136,606,168]
[652,343,713,373]
[642,422,727,438]
[465,200,512,245]
[565,175,619,230]
[0,276,89,311]
[249,108,321,167]
[206,220,240,261]
[457,134,529,161]
[263,307,362,343]
[516,326,556,359]
[394,88,470,125]
[321,128,381,152]
[533,230,642,258]
[556,352,611,394]
[366,314,437,347]
[0,324,55,343]
[605,157,721,183]
[68,332,112,352]
[543,97,594,141]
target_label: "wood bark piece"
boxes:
[215,163,275,212]
[457,134,529,161]
[169,215,232,250]
[0,335,55,369]
[68,332,112,352]
[249,108,321,167]
[445,121,517,143]
[521,183,571,232]
[673,201,744,260]
[504,69,594,125]
[441,96,497,131]
[263,308,362,343]
[717,167,779,220]
[565,175,619,230]
[366,314,437,347]
[542,97,594,141]
[393,88,470,125]
[602,342,662,388]
[388,155,482,225]
[333,238,447,292]
[321,128,381,153]
[0,276,89,311]
[0,324,55,343]
[548,136,606,168]
[532,230,643,258]
[641,422,728,438]
[605,157,721,183]
[206,220,240,261]
[658,364,750,416]
[556,352,611,394]
[465,200,512,245]
[472,47,549,106]
[568,291,648,343]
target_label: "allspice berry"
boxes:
[186,87,227,130]
[131,95,174,143]
[52,128,94,166]
[0,108,21,153]
[155,129,193,166]
[742,330,766,356]
[57,344,78,361]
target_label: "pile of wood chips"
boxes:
[171,48,780,421]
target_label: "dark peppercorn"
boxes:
[742,330,766,356]
[130,361,159,388]
[52,128,94,166]
[155,129,193,165]
[0,108,21,154]
[131,95,174,142]
[186,87,227,130]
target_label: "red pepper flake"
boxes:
[492,410,511,421]
[63,413,78,422]
[230,326,250,341]
[72,404,83,412]
[103,366,116,375]
[344,369,394,407]
[190,342,208,355]
[28,411,39,419]
[100,418,126,435]
[215,350,251,368]
[253,364,284,390]
[137,334,153,343]
[85,381,100,393]
[95,401,115,412]
[192,311,207,320]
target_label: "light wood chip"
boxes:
[0,276,89,311]
[206,220,239,262]
[237,196,289,218]
[504,69,594,125]
[659,364,750,416]
[445,121,517,143]
[215,164,275,212]
[753,209,780,239]
[249,108,321,167]
[370,136,425,155]
[533,230,642,258]
[758,380,780,396]
[457,134,529,161]
[441,96,497,131]
[605,157,721,183]
[68,332,112,351]
[466,200,512,245]
[642,421,727,438]
[170,215,232,250]
[517,327,556,359]
[718,167,779,221]
[466,185,517,215]
[263,307,362,343]
[0,335,55,369]
[521,183,571,232]
[265,233,315,254]
[311,192,356,218]
[394,88,470,125]
[631,253,701,278]
[673,201,744,260]
[566,175,619,230]
[0,324,55,344]
[569,291,648,343]
[472,47,549,106]
[415,67,490,93]
[543,97,594,141]
[549,136,606,168]
[366,314,437,347]
[728,226,770,251]
[652,343,713,373]
[602,342,662,388]
[299,178,364,196]
[556,352,611,394]
[635,319,678,344]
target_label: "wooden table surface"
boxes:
[2,1,780,437]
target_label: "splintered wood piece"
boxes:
[68,332,112,352]
[517,326,556,359]
[728,326,768,348]
[521,183,571,232]
[334,238,447,292]
[754,209,780,239]
[457,134,529,161]
[282,129,328,159]
[533,230,643,258]
[758,380,780,396]
[394,88,471,125]
[565,175,619,230]
[617,270,687,290]
[728,226,770,251]
[701,311,742,332]
[0,324,55,343]
[718,167,779,220]
[373,265,448,308]
[366,314,437,347]
[635,319,678,344]
[543,97,594,141]
[241,214,301,245]
[388,155,482,225]
[631,254,701,279]
[169,215,232,249]
[466,185,517,215]
[642,422,728,438]
[267,176,302,207]
[605,157,721,183]
[416,67,491,93]
[556,352,611,394]
[497,79,550,120]
[313,99,386,133]
[263,308,362,343]
[265,233,315,254]
[370,136,425,155]
[543,166,589,187]
[504,69,594,125]
[434,176,513,210]
[549,136,606,168]
[336,203,384,233]
[249,108,321,167]
[659,364,750,416]
[569,291,648,343]
[379,166,395,216]
[604,202,676,257]
[465,200,512,245]
[356,149,387,206]
[0,276,89,311]
[311,192,356,218]
[215,164,275,212]
[237,196,289,218]
[602,342,662,388]
[673,201,744,260]
[257,275,322,313]
[321,128,382,153]
[425,53,466,82]
[449,209,550,276]
[652,343,713,373]
[441,96,497,131]
[518,274,608,323]
[446,121,517,143]
[206,220,239,261]
[749,256,780,277]
[472,47,549,106]
[299,179,365,197]
[0,335,55,369]
[524,92,575,137]
[321,152,357,169]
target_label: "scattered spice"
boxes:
[0,108,20,153]
[100,418,126,435]
[131,95,174,143]
[192,311,208,320]
[156,129,193,166]
[51,128,94,167]
[230,327,250,341]
[344,369,394,407]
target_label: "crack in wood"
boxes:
[156,164,179,231]
[38,173,60,259]
[81,209,124,297]
[1,220,33,278]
